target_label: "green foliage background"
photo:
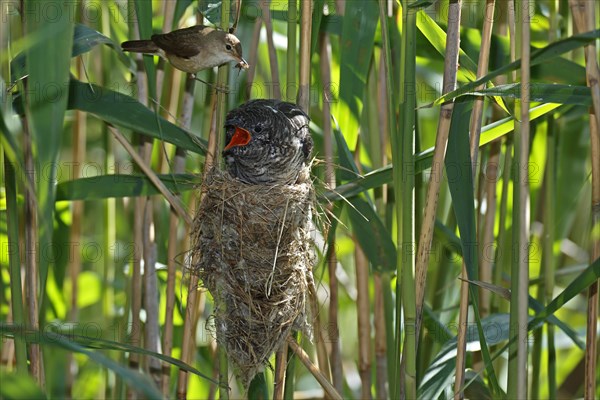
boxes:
[1,0,599,399]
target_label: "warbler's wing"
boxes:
[151,25,209,58]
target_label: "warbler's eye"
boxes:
[226,44,232,51]
[254,126,262,133]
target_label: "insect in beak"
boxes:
[236,58,249,70]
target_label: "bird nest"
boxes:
[190,168,316,387]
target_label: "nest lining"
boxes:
[191,168,315,387]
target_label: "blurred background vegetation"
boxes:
[1,0,599,399]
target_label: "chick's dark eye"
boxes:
[226,44,232,50]
[254,126,262,133]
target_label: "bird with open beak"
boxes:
[222,100,313,185]
[121,25,249,74]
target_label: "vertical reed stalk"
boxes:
[127,0,173,391]
[507,0,531,398]
[161,3,187,395]
[164,74,194,396]
[155,0,175,98]
[542,103,558,399]
[143,205,161,388]
[374,46,390,400]
[65,2,88,390]
[568,1,600,398]
[206,94,223,399]
[155,0,178,176]
[3,156,27,374]
[23,117,44,387]
[282,0,300,392]
[454,277,469,400]
[488,0,508,317]
[143,1,181,387]
[1,309,15,369]
[176,279,200,399]
[209,4,236,399]
[307,285,332,389]
[260,0,281,99]
[373,273,388,399]
[99,5,117,396]
[2,3,26,377]
[319,31,343,393]
[273,348,287,399]
[131,201,145,377]
[127,4,147,396]
[456,0,496,388]
[354,241,373,399]
[162,146,183,394]
[414,0,462,335]
[492,137,512,315]
[538,3,559,397]
[297,0,312,111]
[468,0,495,316]
[585,112,599,400]
[19,3,45,386]
[174,5,228,393]
[66,54,87,396]
[352,143,372,398]
[411,2,462,396]
[286,0,298,102]
[284,332,298,400]
[492,0,513,317]
[379,0,415,397]
[481,141,500,313]
[245,18,262,92]
[299,0,333,387]
[376,6,397,398]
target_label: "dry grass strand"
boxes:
[191,168,316,387]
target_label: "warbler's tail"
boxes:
[121,40,159,54]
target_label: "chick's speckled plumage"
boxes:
[222,100,313,185]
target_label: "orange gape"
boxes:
[221,99,313,185]
[223,127,252,151]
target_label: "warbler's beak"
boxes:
[236,58,249,70]
[224,126,252,151]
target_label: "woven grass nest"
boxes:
[191,167,316,387]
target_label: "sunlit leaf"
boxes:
[337,2,378,150]
[429,29,600,106]
[528,256,600,332]
[66,80,207,154]
[0,324,217,386]
[71,24,131,66]
[25,0,75,311]
[419,314,511,399]
[445,99,502,394]
[174,0,194,25]
[324,102,561,203]
[0,371,46,400]
[133,0,157,98]
[408,0,439,8]
[1,325,163,399]
[11,24,132,78]
[55,174,200,201]
[346,197,397,272]
[458,83,592,106]
[416,10,478,80]
[333,126,396,272]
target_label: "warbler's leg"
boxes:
[192,75,230,94]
